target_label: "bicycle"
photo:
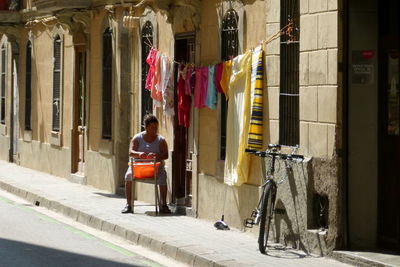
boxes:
[244,144,304,254]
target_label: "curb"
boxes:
[0,179,238,267]
[331,251,396,267]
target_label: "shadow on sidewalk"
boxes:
[265,244,308,259]
[93,192,125,199]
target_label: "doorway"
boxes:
[71,38,87,176]
[347,0,400,252]
[377,0,400,251]
[172,34,195,212]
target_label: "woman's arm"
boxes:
[129,137,148,159]
[147,138,168,161]
[157,139,169,161]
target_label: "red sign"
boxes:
[362,50,374,60]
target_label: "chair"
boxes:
[130,158,160,214]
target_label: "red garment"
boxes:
[178,64,192,128]
[215,62,224,93]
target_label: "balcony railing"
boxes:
[31,0,90,12]
[0,0,21,24]
[0,0,20,10]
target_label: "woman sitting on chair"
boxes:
[122,114,171,214]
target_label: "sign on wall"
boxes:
[351,50,374,84]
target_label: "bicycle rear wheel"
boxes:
[258,182,275,253]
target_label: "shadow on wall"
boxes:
[271,157,336,256]
[272,159,309,253]
[271,158,329,255]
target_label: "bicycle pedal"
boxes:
[244,218,254,228]
[274,208,286,215]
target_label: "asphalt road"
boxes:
[0,190,185,267]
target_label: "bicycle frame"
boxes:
[244,145,304,253]
[245,150,280,227]
[244,145,304,227]
[252,179,277,225]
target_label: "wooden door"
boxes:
[172,34,195,208]
[72,46,86,174]
[378,0,400,251]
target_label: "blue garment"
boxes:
[205,65,217,109]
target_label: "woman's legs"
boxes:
[121,180,133,213]
[159,184,167,206]
[125,180,132,205]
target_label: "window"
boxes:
[279,0,300,146]
[52,35,61,132]
[102,28,112,139]
[25,41,32,130]
[0,44,6,125]
[220,9,239,160]
[141,21,153,126]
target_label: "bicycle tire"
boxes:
[258,182,275,253]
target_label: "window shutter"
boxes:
[1,44,6,124]
[52,37,61,132]
[102,28,112,139]
[220,9,239,160]
[25,41,32,130]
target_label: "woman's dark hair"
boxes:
[143,114,158,127]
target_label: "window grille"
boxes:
[25,41,32,130]
[220,9,239,160]
[52,36,61,132]
[0,44,5,125]
[102,28,113,139]
[279,0,300,146]
[141,21,153,127]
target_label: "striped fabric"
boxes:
[247,46,264,150]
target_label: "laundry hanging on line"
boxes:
[144,47,264,156]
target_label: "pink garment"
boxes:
[185,66,194,96]
[215,62,224,93]
[145,48,157,90]
[151,52,163,106]
[177,64,191,127]
[194,67,209,109]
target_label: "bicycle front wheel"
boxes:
[258,182,275,253]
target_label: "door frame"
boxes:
[172,32,198,215]
[71,33,87,175]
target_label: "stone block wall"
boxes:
[266,0,342,254]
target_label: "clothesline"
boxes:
[143,21,294,67]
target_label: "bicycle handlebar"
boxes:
[245,148,304,161]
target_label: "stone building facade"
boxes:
[0,0,399,256]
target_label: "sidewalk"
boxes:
[0,160,351,267]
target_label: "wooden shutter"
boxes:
[25,41,32,130]
[220,9,239,160]
[1,44,6,124]
[102,28,112,139]
[52,36,61,132]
